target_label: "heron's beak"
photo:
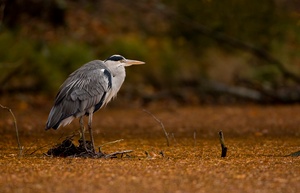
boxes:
[124,59,145,66]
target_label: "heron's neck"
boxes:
[107,65,126,99]
[108,64,126,81]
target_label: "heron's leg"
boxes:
[79,116,87,151]
[88,112,96,154]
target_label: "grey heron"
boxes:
[45,55,145,153]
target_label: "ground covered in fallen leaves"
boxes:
[0,96,299,193]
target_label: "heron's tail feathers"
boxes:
[45,103,75,130]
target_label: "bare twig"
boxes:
[171,133,177,143]
[28,144,50,155]
[104,150,133,159]
[219,130,227,157]
[98,139,124,152]
[0,104,23,156]
[99,139,124,148]
[143,109,170,146]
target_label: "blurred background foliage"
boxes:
[1,0,300,104]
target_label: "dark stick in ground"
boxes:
[219,130,227,157]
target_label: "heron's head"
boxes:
[104,55,145,67]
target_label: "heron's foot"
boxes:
[46,137,131,158]
[78,139,94,154]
